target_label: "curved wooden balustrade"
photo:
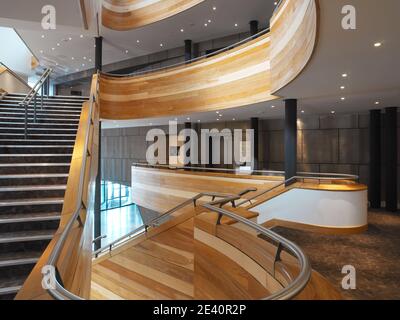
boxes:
[100,32,275,120]
[15,75,100,300]
[99,0,317,120]
[0,63,31,94]
[102,0,205,31]
[270,0,318,93]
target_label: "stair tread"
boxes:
[0,198,64,207]
[0,212,61,224]
[0,173,68,178]
[0,154,72,157]
[0,163,70,167]
[0,145,73,148]
[0,278,24,293]
[0,185,66,192]
[0,251,41,267]
[0,229,55,243]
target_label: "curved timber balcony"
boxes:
[100,0,318,120]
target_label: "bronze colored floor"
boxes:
[272,210,400,300]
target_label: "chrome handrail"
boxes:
[235,173,359,207]
[93,191,242,257]
[19,68,52,139]
[132,162,285,177]
[101,27,270,78]
[0,62,31,88]
[201,202,311,300]
[44,73,100,301]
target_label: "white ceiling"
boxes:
[0,0,275,77]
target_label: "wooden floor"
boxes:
[91,218,269,300]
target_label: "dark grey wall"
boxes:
[101,111,400,203]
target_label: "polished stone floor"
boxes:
[272,210,400,300]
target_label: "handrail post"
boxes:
[33,94,37,123]
[41,85,44,109]
[24,103,28,140]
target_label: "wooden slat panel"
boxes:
[102,0,205,31]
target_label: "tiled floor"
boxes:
[272,210,400,300]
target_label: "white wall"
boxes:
[252,188,368,229]
[0,27,34,77]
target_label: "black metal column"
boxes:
[250,20,259,36]
[285,99,297,183]
[95,36,103,72]
[251,118,259,170]
[184,40,192,62]
[94,121,102,250]
[369,110,381,209]
[384,107,398,212]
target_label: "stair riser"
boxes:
[0,146,73,154]
[0,165,70,175]
[0,176,68,187]
[0,189,65,201]
[0,105,82,113]
[0,203,63,215]
[0,264,36,281]
[0,122,78,129]
[0,140,75,146]
[0,240,52,255]
[0,155,71,164]
[0,220,60,234]
[0,100,84,107]
[0,134,76,140]
[0,109,79,120]
[0,117,79,124]
[0,128,77,134]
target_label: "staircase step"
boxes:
[0,173,68,186]
[0,121,78,128]
[6,93,88,100]
[0,145,73,154]
[0,103,81,117]
[0,185,66,200]
[0,127,77,134]
[0,103,83,112]
[0,140,75,146]
[0,163,71,174]
[0,111,80,119]
[0,116,79,124]
[0,278,24,299]
[0,251,41,267]
[0,212,61,224]
[0,230,55,244]
[0,98,85,106]
[0,154,72,164]
[0,133,77,140]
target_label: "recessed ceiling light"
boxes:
[234,23,238,27]
[57,43,60,47]
[83,56,87,60]
[125,50,129,54]
[51,47,55,51]
[375,101,380,105]
[342,73,348,78]
[82,63,85,67]
[213,6,217,10]
[71,57,75,60]
[216,111,219,114]
[197,120,201,122]
[204,23,208,27]
[180,29,184,32]
[40,50,43,54]
[374,42,382,47]
[136,40,140,43]
[160,43,164,47]
[340,86,345,90]
[218,114,223,117]
[271,105,276,108]
[301,110,305,113]
[216,118,220,121]
[208,20,212,23]
[331,111,336,114]
[41,35,45,38]
[232,118,236,121]
[68,37,72,41]
[274,1,278,5]
[187,117,191,121]
[80,34,84,38]
[88,59,92,62]
[341,97,346,101]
